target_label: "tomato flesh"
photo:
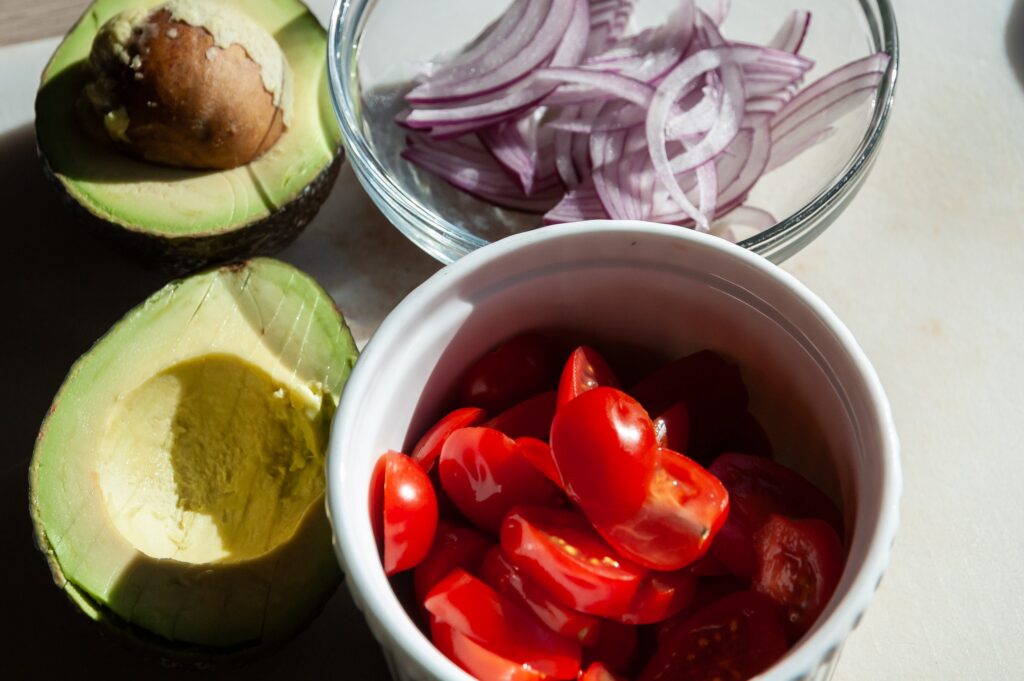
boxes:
[457,332,559,413]
[413,521,493,603]
[614,568,697,625]
[580,661,627,681]
[486,390,557,441]
[430,620,547,681]
[549,386,657,524]
[753,514,844,641]
[594,448,729,571]
[480,547,602,646]
[557,345,620,407]
[439,427,563,533]
[501,506,647,618]
[709,453,844,580]
[639,591,787,681]
[412,407,487,473]
[373,451,438,575]
[425,569,581,679]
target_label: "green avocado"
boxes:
[29,258,357,654]
[35,0,343,271]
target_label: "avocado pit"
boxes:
[83,0,291,170]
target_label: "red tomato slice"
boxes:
[708,453,844,580]
[614,568,697,625]
[414,522,493,603]
[630,350,748,418]
[654,575,748,645]
[549,386,657,524]
[486,390,557,441]
[557,346,620,407]
[653,402,690,453]
[439,427,563,533]
[753,514,844,641]
[457,332,559,413]
[371,451,439,576]
[479,547,602,646]
[501,506,647,618]
[581,620,638,674]
[579,662,627,681]
[594,448,729,571]
[425,569,581,679]
[430,620,547,681]
[517,436,563,487]
[412,407,487,473]
[639,591,787,681]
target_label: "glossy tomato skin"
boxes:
[579,661,628,681]
[614,568,697,625]
[374,451,439,575]
[413,521,493,603]
[654,575,748,645]
[430,620,546,681]
[412,407,487,473]
[457,332,559,413]
[501,506,648,618]
[480,547,602,646]
[486,390,558,441]
[753,514,844,641]
[550,386,657,524]
[557,346,620,407]
[424,569,582,679]
[439,427,563,533]
[709,453,844,580]
[639,591,787,681]
[517,436,564,487]
[653,402,690,453]
[594,448,729,571]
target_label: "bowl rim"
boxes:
[327,0,900,265]
[326,219,902,681]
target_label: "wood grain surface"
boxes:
[0,0,89,47]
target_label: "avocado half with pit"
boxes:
[29,258,357,653]
[35,0,343,270]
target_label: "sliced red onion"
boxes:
[399,0,891,241]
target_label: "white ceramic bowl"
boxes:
[326,220,900,681]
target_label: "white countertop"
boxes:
[2,0,1023,678]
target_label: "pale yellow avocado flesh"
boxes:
[30,259,357,650]
[35,0,340,236]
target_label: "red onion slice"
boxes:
[768,10,811,54]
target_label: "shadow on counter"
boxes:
[1008,0,1024,90]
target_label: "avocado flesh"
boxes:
[35,0,340,260]
[30,258,358,651]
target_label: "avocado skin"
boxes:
[37,141,344,274]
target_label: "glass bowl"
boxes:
[328,0,898,264]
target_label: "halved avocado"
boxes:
[35,0,342,271]
[29,258,357,654]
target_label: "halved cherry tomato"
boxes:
[372,451,439,575]
[579,661,627,681]
[581,620,638,674]
[479,547,602,646]
[708,453,844,580]
[594,448,729,571]
[653,402,690,453]
[414,522,493,603]
[430,620,546,681]
[638,591,787,681]
[753,514,844,641]
[425,569,582,679]
[630,350,748,418]
[654,575,748,644]
[517,436,563,487]
[557,346,620,407]
[614,568,697,625]
[501,506,647,618]
[549,386,657,524]
[412,407,487,473]
[486,390,557,441]
[439,427,563,532]
[457,332,559,413]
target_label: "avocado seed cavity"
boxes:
[83,0,293,170]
